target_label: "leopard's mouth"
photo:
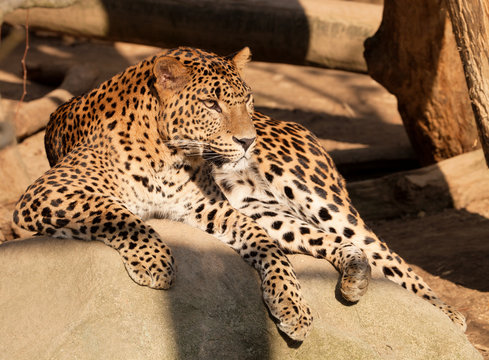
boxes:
[202,148,250,170]
[202,150,230,167]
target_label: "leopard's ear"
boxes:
[153,56,190,95]
[226,47,252,74]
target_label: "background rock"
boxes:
[0,220,481,360]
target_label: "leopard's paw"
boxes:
[122,248,176,289]
[262,278,313,341]
[340,253,371,303]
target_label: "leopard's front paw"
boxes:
[262,276,313,341]
[121,247,176,289]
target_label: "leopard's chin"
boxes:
[216,156,249,172]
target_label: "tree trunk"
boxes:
[364,0,479,165]
[445,0,489,167]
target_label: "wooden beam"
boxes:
[347,150,489,221]
[445,0,489,167]
[4,0,382,72]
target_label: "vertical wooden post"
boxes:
[364,0,479,166]
[445,0,489,167]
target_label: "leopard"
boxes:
[13,46,466,341]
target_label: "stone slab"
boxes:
[0,220,481,359]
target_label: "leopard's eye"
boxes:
[201,99,222,113]
[245,93,254,112]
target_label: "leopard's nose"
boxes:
[232,136,256,152]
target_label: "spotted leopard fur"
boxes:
[13,47,466,340]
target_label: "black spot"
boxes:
[329,184,341,195]
[251,213,262,220]
[270,164,283,176]
[105,111,115,118]
[333,194,343,206]
[349,205,358,216]
[292,180,311,194]
[392,267,403,278]
[299,227,310,235]
[12,210,19,224]
[57,186,68,194]
[364,237,375,245]
[207,209,217,221]
[41,207,52,217]
[271,221,283,230]
[318,207,332,221]
[314,186,327,199]
[283,232,295,242]
[347,214,358,226]
[56,218,69,227]
[284,186,294,199]
[317,160,329,172]
[343,228,355,238]
[383,266,394,277]
[224,209,234,217]
[310,174,325,187]
[107,120,117,130]
[309,238,323,246]
[327,204,339,212]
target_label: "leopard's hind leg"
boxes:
[251,115,466,331]
[215,168,371,304]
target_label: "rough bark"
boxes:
[4,0,382,73]
[445,0,489,167]
[364,0,479,165]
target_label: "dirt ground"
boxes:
[0,32,487,357]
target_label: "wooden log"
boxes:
[445,0,489,167]
[4,0,382,73]
[364,0,479,165]
[6,64,97,141]
[0,0,76,24]
[347,150,489,221]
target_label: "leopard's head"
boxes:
[153,47,256,170]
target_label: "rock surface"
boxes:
[0,220,481,360]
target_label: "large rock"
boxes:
[0,220,481,359]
